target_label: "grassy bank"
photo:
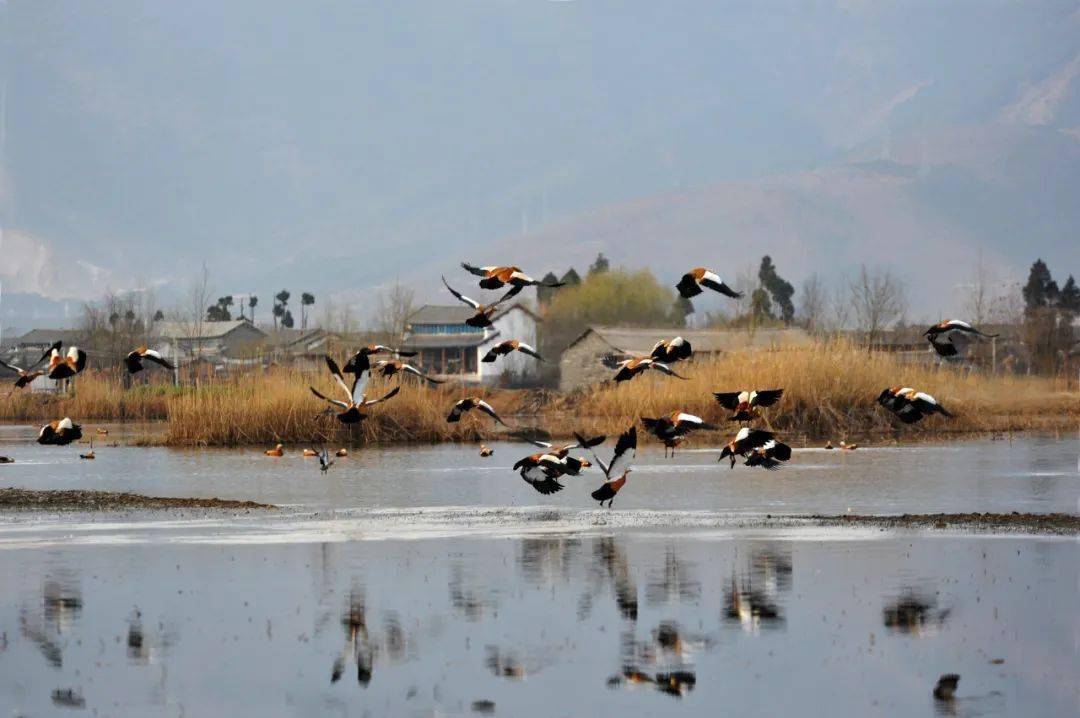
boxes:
[0,343,1076,446]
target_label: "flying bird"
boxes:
[742,439,792,470]
[37,418,83,446]
[442,276,519,328]
[311,443,334,473]
[342,345,417,375]
[650,337,692,364]
[612,357,687,383]
[924,320,999,358]
[513,433,605,458]
[513,451,591,495]
[447,397,507,426]
[0,357,45,389]
[676,268,742,299]
[713,389,784,422]
[641,412,718,456]
[877,387,952,424]
[461,263,564,291]
[372,359,444,384]
[577,426,636,508]
[481,339,545,363]
[719,427,777,468]
[124,347,175,374]
[46,346,88,381]
[311,356,401,423]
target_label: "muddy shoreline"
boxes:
[805,511,1080,535]
[0,489,1075,536]
[0,488,276,512]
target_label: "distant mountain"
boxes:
[450,123,1080,318]
[0,291,82,332]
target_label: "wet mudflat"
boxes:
[0,429,1077,716]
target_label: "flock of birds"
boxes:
[2,264,1000,504]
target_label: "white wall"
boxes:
[478,307,539,382]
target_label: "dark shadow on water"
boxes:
[882,590,951,636]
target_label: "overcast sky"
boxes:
[1,1,1078,323]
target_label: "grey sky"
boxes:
[1,1,1078,321]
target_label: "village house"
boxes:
[263,327,342,369]
[403,303,540,384]
[154,319,267,367]
[558,326,812,391]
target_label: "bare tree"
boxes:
[848,265,907,347]
[799,273,827,334]
[827,281,851,335]
[961,250,992,325]
[183,262,214,366]
[373,280,416,345]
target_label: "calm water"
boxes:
[0,533,1077,717]
[0,427,1078,716]
[0,425,1077,516]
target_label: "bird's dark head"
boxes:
[719,446,732,461]
[876,389,893,405]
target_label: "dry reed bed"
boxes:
[0,344,1075,446]
[559,343,1079,440]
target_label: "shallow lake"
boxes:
[0,429,1077,716]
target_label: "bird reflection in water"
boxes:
[582,537,638,622]
[882,590,951,636]
[645,548,701,607]
[723,548,792,633]
[448,564,499,621]
[42,580,83,635]
[332,588,375,686]
[607,621,706,698]
[485,646,529,679]
[20,578,83,668]
[517,537,581,586]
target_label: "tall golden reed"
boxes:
[0,340,1075,445]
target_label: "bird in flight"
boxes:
[0,357,45,390]
[447,397,507,426]
[742,438,792,470]
[641,412,718,457]
[924,320,998,358]
[442,276,520,328]
[713,389,784,422]
[45,345,88,381]
[124,347,175,374]
[372,359,444,385]
[719,427,777,468]
[611,357,687,383]
[461,263,564,292]
[310,355,401,424]
[577,425,636,508]
[481,339,545,364]
[877,387,952,424]
[343,345,417,375]
[676,268,742,299]
[650,337,692,364]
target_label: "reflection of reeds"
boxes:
[1,341,1075,445]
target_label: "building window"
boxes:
[410,323,484,335]
[464,347,477,374]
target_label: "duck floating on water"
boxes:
[265,444,284,457]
